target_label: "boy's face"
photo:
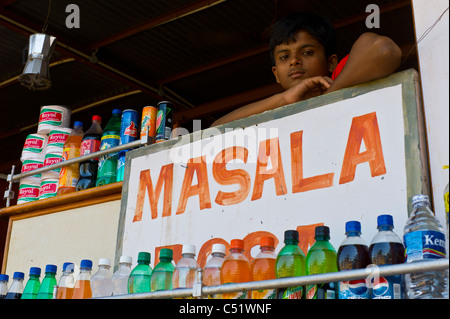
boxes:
[272,31,337,90]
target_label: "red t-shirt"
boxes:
[331,54,349,80]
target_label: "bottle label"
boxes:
[404,230,446,262]
[279,286,303,299]
[80,139,101,157]
[339,279,370,299]
[306,283,336,299]
[371,275,403,299]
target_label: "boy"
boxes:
[211,12,402,126]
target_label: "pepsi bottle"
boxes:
[337,221,370,299]
[369,214,405,299]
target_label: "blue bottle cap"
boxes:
[112,109,122,114]
[45,264,57,274]
[80,259,93,269]
[377,214,394,227]
[13,272,24,280]
[345,221,361,233]
[29,267,41,276]
[0,274,9,282]
[63,262,74,272]
[74,121,83,128]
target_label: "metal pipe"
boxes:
[96,258,449,299]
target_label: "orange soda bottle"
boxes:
[250,236,277,299]
[220,239,251,299]
[72,259,93,299]
[57,121,84,195]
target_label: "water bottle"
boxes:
[112,255,132,296]
[369,214,405,299]
[128,252,152,294]
[403,194,448,299]
[5,272,24,299]
[251,236,277,299]
[0,274,8,299]
[151,248,175,292]
[305,226,338,299]
[91,258,113,297]
[337,221,371,299]
[220,239,251,299]
[202,243,226,299]
[37,264,57,299]
[56,262,75,299]
[72,259,93,299]
[21,267,41,299]
[96,109,122,186]
[275,230,306,299]
[173,244,200,290]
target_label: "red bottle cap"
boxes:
[260,236,274,248]
[230,239,244,250]
[92,115,101,122]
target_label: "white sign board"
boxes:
[116,71,427,268]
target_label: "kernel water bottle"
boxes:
[0,274,8,299]
[220,239,251,299]
[37,264,57,299]
[57,121,84,195]
[112,255,132,296]
[72,259,93,299]
[128,252,152,294]
[5,272,24,299]
[369,214,405,299]
[251,236,277,299]
[56,262,75,299]
[403,194,448,299]
[306,226,338,299]
[202,243,226,299]
[91,258,113,297]
[173,244,200,290]
[150,249,175,292]
[21,267,41,299]
[275,230,306,299]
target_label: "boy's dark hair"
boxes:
[269,12,337,66]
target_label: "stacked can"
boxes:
[155,101,173,143]
[117,109,139,182]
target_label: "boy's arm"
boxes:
[325,32,402,94]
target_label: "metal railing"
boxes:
[95,258,449,299]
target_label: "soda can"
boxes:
[120,109,139,145]
[140,106,157,144]
[155,101,173,143]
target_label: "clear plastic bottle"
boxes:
[403,194,448,299]
[220,239,251,299]
[21,267,41,299]
[72,259,93,299]
[128,252,152,294]
[96,109,122,187]
[57,121,84,195]
[251,236,277,299]
[91,258,113,297]
[150,248,175,292]
[76,115,103,191]
[369,214,405,299]
[37,264,57,299]
[173,244,200,290]
[5,272,24,299]
[202,243,226,299]
[56,262,75,299]
[111,255,132,296]
[275,230,306,299]
[0,274,8,299]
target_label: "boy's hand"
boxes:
[283,76,333,105]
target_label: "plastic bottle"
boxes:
[96,109,122,187]
[202,243,226,299]
[369,214,405,299]
[36,264,57,299]
[21,267,41,299]
[173,244,200,290]
[444,165,449,242]
[76,115,103,191]
[0,274,8,299]
[305,226,338,299]
[275,230,306,299]
[91,258,113,297]
[112,255,132,296]
[220,239,251,299]
[57,121,84,195]
[150,248,175,292]
[5,272,24,299]
[56,262,75,299]
[337,221,371,299]
[250,236,277,299]
[403,194,448,299]
[72,259,93,299]
[128,252,152,294]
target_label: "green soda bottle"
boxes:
[275,230,306,299]
[96,109,122,186]
[21,267,41,299]
[151,248,175,292]
[128,252,152,294]
[305,226,338,299]
[37,264,57,299]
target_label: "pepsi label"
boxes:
[339,279,370,299]
[371,275,403,299]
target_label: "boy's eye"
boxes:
[302,50,314,56]
[279,54,289,61]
